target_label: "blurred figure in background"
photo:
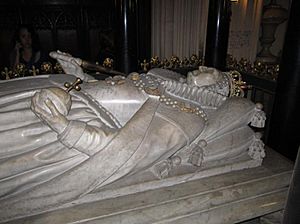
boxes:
[9,24,48,72]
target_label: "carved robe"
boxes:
[0,71,265,222]
[0,74,205,221]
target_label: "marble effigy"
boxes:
[0,51,266,222]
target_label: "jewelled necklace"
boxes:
[129,72,208,121]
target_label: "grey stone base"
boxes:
[5,148,293,224]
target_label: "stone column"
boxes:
[115,0,138,74]
[204,0,231,71]
[267,0,300,161]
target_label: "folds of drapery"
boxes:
[152,0,264,63]
[151,0,209,59]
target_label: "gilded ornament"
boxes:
[40,62,53,74]
[140,59,149,72]
[150,56,160,67]
[54,62,64,74]
[29,66,39,76]
[103,58,114,68]
[131,73,208,120]
[162,58,170,68]
[1,67,12,80]
[170,55,180,68]
[15,63,26,77]
[64,77,83,92]
[226,54,279,81]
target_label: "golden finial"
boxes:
[190,54,200,66]
[162,58,170,68]
[170,55,180,68]
[54,62,64,74]
[1,67,12,80]
[140,59,149,72]
[103,58,114,69]
[64,78,83,92]
[15,63,26,77]
[40,62,53,74]
[182,57,189,66]
[29,65,39,76]
[150,56,160,67]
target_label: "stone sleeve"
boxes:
[58,120,116,156]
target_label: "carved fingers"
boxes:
[31,92,69,134]
[31,91,47,116]
[45,99,61,117]
[50,50,82,65]
[49,50,85,78]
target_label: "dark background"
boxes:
[0,0,151,70]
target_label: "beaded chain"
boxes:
[129,72,208,121]
[158,95,207,121]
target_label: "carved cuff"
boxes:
[58,120,86,149]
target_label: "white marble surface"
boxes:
[0,59,267,222]
[5,148,292,224]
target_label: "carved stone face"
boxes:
[187,66,220,87]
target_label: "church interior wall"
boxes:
[0,0,291,70]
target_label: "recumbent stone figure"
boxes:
[0,51,266,222]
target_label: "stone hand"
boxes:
[49,50,85,79]
[31,92,69,134]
